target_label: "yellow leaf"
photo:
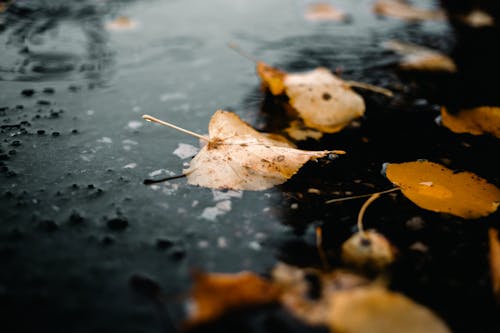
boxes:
[385,161,500,219]
[440,106,500,138]
[257,61,286,95]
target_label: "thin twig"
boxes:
[227,42,260,63]
[325,187,399,204]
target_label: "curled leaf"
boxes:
[183,270,281,328]
[440,106,500,138]
[341,230,397,271]
[329,287,451,333]
[373,0,446,21]
[383,40,457,73]
[258,64,366,134]
[304,2,347,22]
[385,161,500,219]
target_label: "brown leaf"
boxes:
[489,228,500,302]
[304,2,347,22]
[373,0,446,21]
[440,106,500,138]
[183,270,281,328]
[182,110,342,190]
[385,160,500,219]
[383,40,457,73]
[257,64,366,134]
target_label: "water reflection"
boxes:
[0,0,138,83]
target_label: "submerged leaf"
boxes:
[383,40,457,73]
[373,0,445,21]
[329,287,451,333]
[183,271,280,328]
[385,161,500,219]
[440,106,500,138]
[257,64,365,134]
[182,110,342,190]
[304,2,347,22]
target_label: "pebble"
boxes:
[21,89,35,97]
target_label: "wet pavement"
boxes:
[1,1,499,332]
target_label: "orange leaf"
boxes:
[385,161,500,219]
[373,0,445,21]
[304,2,347,22]
[183,271,281,328]
[440,106,500,139]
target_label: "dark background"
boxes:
[1,1,499,332]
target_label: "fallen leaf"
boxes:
[489,228,500,302]
[458,9,495,28]
[272,263,370,326]
[105,16,138,31]
[183,270,281,328]
[304,2,347,22]
[257,64,366,133]
[383,40,457,73]
[341,230,397,271]
[329,287,451,333]
[143,111,343,191]
[273,263,449,333]
[373,0,446,21]
[285,120,324,141]
[385,160,500,219]
[440,106,500,138]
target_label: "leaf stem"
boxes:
[142,115,210,142]
[344,80,394,97]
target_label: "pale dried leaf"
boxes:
[183,110,338,190]
[373,0,446,21]
[329,287,451,333]
[383,40,457,73]
[284,68,365,133]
